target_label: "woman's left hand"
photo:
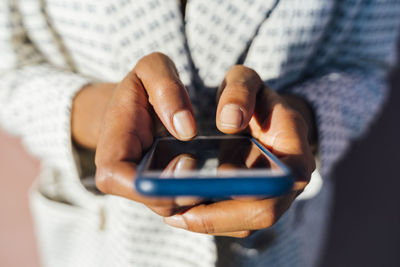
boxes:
[164,65,316,238]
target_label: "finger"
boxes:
[161,153,197,178]
[217,137,249,168]
[243,141,273,170]
[164,194,296,233]
[216,65,263,134]
[280,155,313,191]
[216,163,264,201]
[95,52,197,205]
[147,205,189,217]
[95,67,173,206]
[96,74,153,163]
[249,87,316,182]
[250,87,309,156]
[135,52,197,141]
[151,108,169,137]
[161,154,203,206]
[211,230,252,238]
[95,162,175,207]
[230,142,277,201]
[216,139,270,201]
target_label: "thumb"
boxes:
[134,52,197,141]
[216,65,263,134]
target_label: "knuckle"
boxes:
[199,218,216,234]
[188,214,215,234]
[153,79,184,97]
[148,81,186,107]
[260,198,294,229]
[134,52,169,72]
[228,82,252,94]
[278,107,309,138]
[292,112,309,132]
[228,65,261,83]
[259,207,277,229]
[259,216,275,229]
[139,51,167,63]
[147,51,168,59]
[94,165,115,194]
[229,64,253,74]
[94,153,103,168]
[281,109,309,137]
[280,105,304,123]
[147,51,166,57]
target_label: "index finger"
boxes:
[164,193,297,234]
[216,65,263,133]
[95,53,196,206]
[94,75,174,206]
[135,52,197,141]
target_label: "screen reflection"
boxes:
[144,136,281,178]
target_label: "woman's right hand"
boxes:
[72,52,198,214]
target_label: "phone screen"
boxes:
[141,136,284,178]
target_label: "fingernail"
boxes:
[164,215,188,229]
[175,196,201,206]
[220,104,243,129]
[173,110,196,140]
[174,156,196,174]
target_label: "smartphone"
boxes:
[135,135,293,198]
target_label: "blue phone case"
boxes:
[135,136,293,198]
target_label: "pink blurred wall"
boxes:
[0,129,40,267]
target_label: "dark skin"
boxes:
[72,52,316,238]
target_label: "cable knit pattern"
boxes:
[1,0,399,267]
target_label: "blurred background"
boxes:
[0,44,399,267]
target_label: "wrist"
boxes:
[71,83,116,150]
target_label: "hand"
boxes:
[75,52,202,212]
[164,65,316,238]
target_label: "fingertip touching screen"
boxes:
[141,136,284,178]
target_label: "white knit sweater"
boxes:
[1,0,399,266]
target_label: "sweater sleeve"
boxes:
[0,0,91,174]
[283,2,400,177]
